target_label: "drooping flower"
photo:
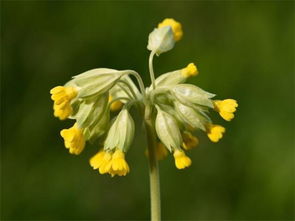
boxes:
[50,86,77,120]
[108,149,130,176]
[214,99,238,121]
[182,132,199,150]
[173,150,192,169]
[60,123,85,155]
[158,18,183,41]
[206,124,226,143]
[90,149,129,177]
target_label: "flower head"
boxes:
[158,18,183,41]
[60,123,85,155]
[173,150,192,169]
[51,18,238,178]
[214,99,238,121]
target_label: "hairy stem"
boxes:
[144,104,161,221]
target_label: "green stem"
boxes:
[149,51,156,89]
[144,104,161,221]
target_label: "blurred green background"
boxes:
[1,1,294,220]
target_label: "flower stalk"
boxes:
[145,104,161,221]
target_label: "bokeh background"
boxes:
[1,1,294,220]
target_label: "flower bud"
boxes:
[147,26,175,55]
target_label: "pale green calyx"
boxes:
[172,84,215,108]
[147,26,175,55]
[155,107,182,152]
[174,101,209,131]
[72,68,130,98]
[104,109,135,152]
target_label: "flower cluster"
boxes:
[50,18,238,176]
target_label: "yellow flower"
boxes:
[173,150,192,169]
[53,102,73,120]
[90,150,112,174]
[109,149,130,177]
[206,124,225,143]
[182,132,199,150]
[181,63,198,78]
[50,86,77,105]
[60,123,85,155]
[89,151,105,169]
[158,18,183,41]
[108,95,123,112]
[214,99,238,121]
[50,86,77,120]
[90,149,129,177]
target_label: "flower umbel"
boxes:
[50,18,238,176]
[50,18,238,221]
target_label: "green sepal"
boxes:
[154,70,185,88]
[72,69,129,98]
[174,101,210,131]
[73,94,108,129]
[104,109,135,152]
[172,84,215,108]
[155,107,182,152]
[86,108,110,142]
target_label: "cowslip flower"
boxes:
[214,99,238,121]
[50,18,238,220]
